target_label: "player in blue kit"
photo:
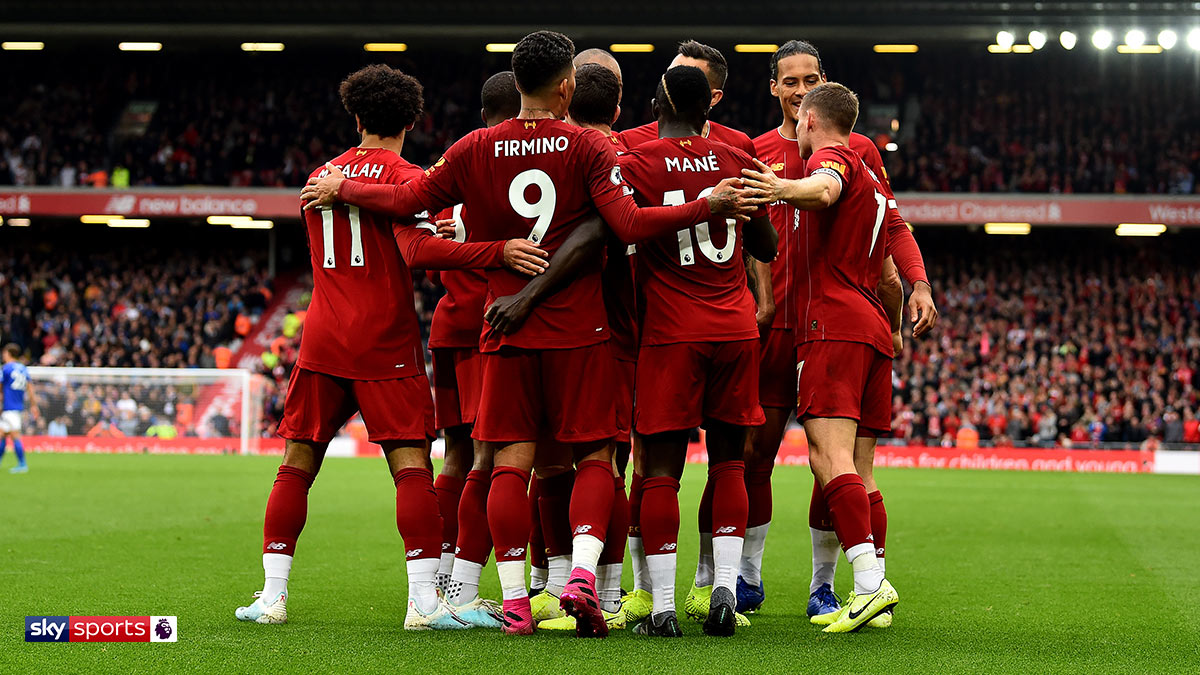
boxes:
[1,344,35,473]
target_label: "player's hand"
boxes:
[300,162,346,210]
[435,218,457,239]
[503,239,549,277]
[707,177,755,222]
[485,293,534,335]
[740,159,785,206]
[756,302,775,338]
[908,281,939,338]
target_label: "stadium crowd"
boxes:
[0,240,273,436]
[1,48,1196,194]
[1,231,1197,447]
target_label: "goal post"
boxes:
[24,367,268,455]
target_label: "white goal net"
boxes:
[24,367,268,455]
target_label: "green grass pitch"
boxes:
[2,453,1198,673]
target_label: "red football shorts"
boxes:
[473,342,618,444]
[634,340,765,435]
[795,340,892,437]
[431,347,483,430]
[278,367,435,443]
[614,357,636,444]
[759,328,798,410]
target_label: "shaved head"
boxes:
[574,47,622,91]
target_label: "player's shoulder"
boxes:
[710,122,756,152]
[616,122,657,147]
[849,132,883,166]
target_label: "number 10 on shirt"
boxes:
[664,187,736,266]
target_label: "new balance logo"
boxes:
[266,542,287,551]
[504,547,526,558]
[442,542,452,550]
[658,543,677,552]
[573,525,592,535]
[406,549,423,558]
[715,526,737,535]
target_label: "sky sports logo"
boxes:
[25,616,178,642]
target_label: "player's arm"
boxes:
[743,214,778,263]
[883,202,938,338]
[484,213,607,335]
[877,256,904,353]
[587,145,755,244]
[394,223,549,277]
[740,159,842,211]
[747,256,775,335]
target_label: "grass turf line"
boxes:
[0,453,1197,673]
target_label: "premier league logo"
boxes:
[154,618,173,641]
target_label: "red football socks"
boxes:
[489,466,532,563]
[455,469,492,565]
[869,490,887,561]
[537,470,575,558]
[745,459,774,529]
[640,476,681,556]
[527,476,547,569]
[627,472,644,538]
[393,467,443,561]
[434,473,465,561]
[709,460,749,539]
[262,465,315,556]
[823,473,873,553]
[809,478,835,531]
[570,460,614,543]
[599,475,628,566]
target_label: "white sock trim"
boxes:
[571,533,604,575]
[497,560,527,601]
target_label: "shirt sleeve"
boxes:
[393,222,506,270]
[339,138,470,217]
[883,197,929,285]
[585,143,710,244]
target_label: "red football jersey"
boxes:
[428,203,487,350]
[298,147,426,380]
[337,117,710,352]
[601,129,638,361]
[619,136,764,346]
[849,133,928,285]
[752,127,804,330]
[796,144,895,357]
[619,120,756,157]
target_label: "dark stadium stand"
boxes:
[1,47,1196,193]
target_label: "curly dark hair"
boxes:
[656,65,711,124]
[677,39,728,89]
[512,30,575,95]
[771,40,824,80]
[338,64,423,139]
[569,63,620,126]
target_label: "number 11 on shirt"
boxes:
[320,205,366,268]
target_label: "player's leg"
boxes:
[445,439,502,627]
[236,368,349,624]
[856,349,895,629]
[622,433,654,624]
[473,348,543,635]
[531,459,573,621]
[0,429,8,466]
[356,374,466,630]
[10,415,28,472]
[800,342,897,632]
[634,429,687,638]
[807,478,843,621]
[596,459,629,618]
[434,425,471,588]
[431,347,480,588]
[702,420,750,636]
[739,406,788,611]
[540,342,619,637]
[527,476,548,594]
[697,339,762,636]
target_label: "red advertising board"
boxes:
[1,188,1198,226]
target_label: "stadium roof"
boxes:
[2,1,1197,42]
